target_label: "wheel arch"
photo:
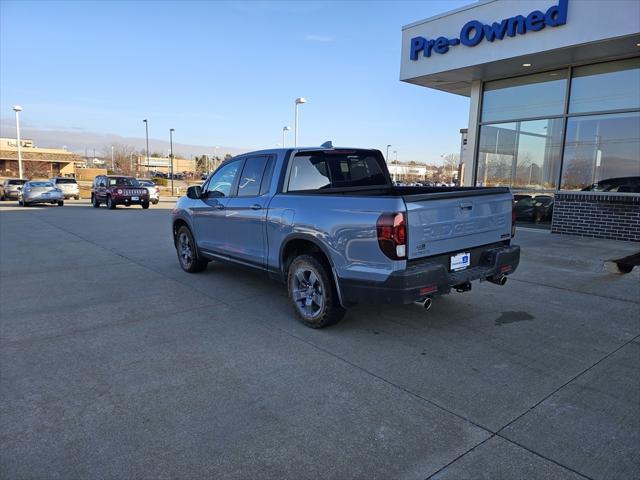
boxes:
[279,234,345,307]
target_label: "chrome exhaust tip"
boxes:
[488,275,508,286]
[414,297,433,311]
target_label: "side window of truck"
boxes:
[288,155,330,191]
[237,155,270,197]
[204,160,241,197]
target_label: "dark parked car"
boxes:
[581,176,640,193]
[91,175,150,209]
[513,194,532,203]
[515,195,554,223]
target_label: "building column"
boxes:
[462,79,482,186]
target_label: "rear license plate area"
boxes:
[450,252,470,271]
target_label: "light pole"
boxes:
[214,145,219,171]
[282,126,291,148]
[111,146,115,171]
[143,119,150,175]
[386,144,391,163]
[294,97,307,147]
[169,128,175,196]
[13,106,23,178]
[393,150,398,182]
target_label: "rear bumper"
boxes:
[340,243,520,305]
[112,196,149,205]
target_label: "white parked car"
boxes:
[137,179,160,204]
[50,177,80,200]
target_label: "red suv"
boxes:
[91,175,150,209]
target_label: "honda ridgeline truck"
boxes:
[172,145,520,328]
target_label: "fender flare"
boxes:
[279,233,346,308]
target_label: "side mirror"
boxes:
[187,185,202,199]
[17,186,22,190]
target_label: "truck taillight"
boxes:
[511,200,516,238]
[377,212,406,260]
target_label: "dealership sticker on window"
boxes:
[451,252,471,271]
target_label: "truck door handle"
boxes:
[459,202,473,211]
[250,204,262,210]
[215,204,225,210]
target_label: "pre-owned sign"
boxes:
[410,0,568,61]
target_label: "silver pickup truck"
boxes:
[172,146,520,328]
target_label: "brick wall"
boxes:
[551,192,640,242]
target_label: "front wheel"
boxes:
[287,254,345,328]
[57,200,64,207]
[176,226,208,273]
[107,196,116,209]
[75,195,80,200]
[92,195,101,208]
[141,201,150,209]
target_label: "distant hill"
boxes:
[0,120,247,159]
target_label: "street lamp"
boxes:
[386,144,391,162]
[111,145,115,171]
[169,128,175,196]
[282,126,291,147]
[393,150,398,182]
[143,119,150,175]
[13,106,23,179]
[294,97,307,147]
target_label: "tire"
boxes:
[141,201,150,209]
[17,199,22,206]
[107,195,116,209]
[152,199,159,205]
[75,196,80,200]
[57,200,64,207]
[175,226,208,273]
[287,254,345,328]
[0,195,5,201]
[92,195,101,208]
[22,201,29,207]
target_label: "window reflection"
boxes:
[561,112,640,190]
[569,58,640,114]
[477,119,563,189]
[482,70,567,123]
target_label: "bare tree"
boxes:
[102,144,136,175]
[442,153,460,184]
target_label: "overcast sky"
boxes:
[0,0,471,163]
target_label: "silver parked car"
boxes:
[137,179,160,204]
[0,178,28,200]
[50,177,80,200]
[18,181,64,207]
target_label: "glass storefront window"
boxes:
[481,70,567,123]
[477,118,563,189]
[569,58,640,114]
[561,112,640,190]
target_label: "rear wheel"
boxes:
[57,200,64,207]
[176,226,208,273]
[287,254,345,328]
[75,195,80,200]
[107,195,116,209]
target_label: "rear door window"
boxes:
[237,155,269,197]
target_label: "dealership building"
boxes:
[401,0,640,241]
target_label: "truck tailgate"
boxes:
[404,189,512,260]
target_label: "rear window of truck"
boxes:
[288,150,388,192]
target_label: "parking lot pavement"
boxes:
[1,200,639,479]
